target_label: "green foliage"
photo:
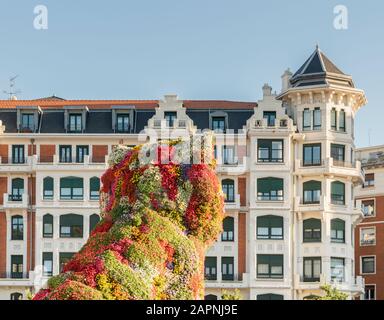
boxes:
[318,284,348,300]
[221,289,242,300]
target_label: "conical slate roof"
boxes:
[290,46,354,88]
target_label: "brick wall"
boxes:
[39,144,55,163]
[0,212,6,277]
[92,145,108,163]
[26,211,36,272]
[0,144,8,164]
[238,177,246,207]
[28,176,36,205]
[238,212,246,277]
[0,177,7,205]
[28,144,37,156]
[355,195,384,299]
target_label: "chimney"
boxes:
[281,68,293,92]
[262,83,272,97]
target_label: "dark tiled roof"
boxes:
[290,47,354,88]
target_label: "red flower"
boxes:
[33,289,50,300]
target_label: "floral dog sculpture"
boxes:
[33,134,224,300]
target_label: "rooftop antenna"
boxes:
[3,75,21,100]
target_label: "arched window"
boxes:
[11,178,24,201]
[331,218,345,243]
[204,294,218,300]
[222,179,235,203]
[257,177,283,201]
[43,214,53,238]
[60,177,83,200]
[10,292,23,300]
[43,177,54,200]
[11,215,23,240]
[60,214,83,238]
[257,215,283,240]
[303,218,321,242]
[257,293,284,300]
[331,181,345,205]
[303,180,321,204]
[222,216,234,241]
[89,214,100,233]
[90,177,100,200]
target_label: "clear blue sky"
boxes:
[0,0,383,147]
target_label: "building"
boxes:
[355,146,384,300]
[0,47,367,300]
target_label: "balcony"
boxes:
[0,156,34,172]
[224,194,241,211]
[36,155,108,169]
[294,196,325,212]
[295,158,364,183]
[2,193,29,209]
[294,273,327,290]
[205,273,249,288]
[250,117,294,131]
[0,272,33,286]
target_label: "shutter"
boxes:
[303,180,321,191]
[304,218,321,230]
[331,181,345,195]
[223,217,234,232]
[205,257,217,268]
[331,219,345,231]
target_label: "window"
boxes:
[331,257,345,282]
[360,227,375,246]
[331,181,345,205]
[303,257,321,282]
[204,257,217,280]
[90,177,100,200]
[362,200,375,217]
[257,254,283,279]
[331,144,345,165]
[303,108,311,131]
[362,257,375,274]
[60,177,83,200]
[59,252,75,272]
[222,146,236,164]
[43,214,53,238]
[10,292,23,300]
[43,177,54,200]
[11,178,24,201]
[60,214,83,238]
[303,180,321,204]
[89,214,100,234]
[257,139,283,163]
[116,114,130,133]
[76,145,89,163]
[222,217,234,241]
[331,219,345,243]
[364,174,375,188]
[11,215,23,240]
[42,252,53,276]
[303,144,321,166]
[204,295,218,300]
[21,113,35,131]
[257,215,283,240]
[257,177,284,201]
[313,108,321,130]
[11,255,23,279]
[69,114,82,132]
[303,218,321,243]
[59,145,72,163]
[164,111,177,127]
[331,108,337,130]
[212,117,226,132]
[257,294,284,300]
[222,179,235,203]
[365,285,375,300]
[339,109,346,132]
[12,145,25,164]
[221,257,234,281]
[263,111,276,127]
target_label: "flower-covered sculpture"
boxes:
[33,133,224,300]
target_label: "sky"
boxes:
[0,0,383,147]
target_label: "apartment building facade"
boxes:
[0,47,367,300]
[355,146,384,300]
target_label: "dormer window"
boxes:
[20,113,35,132]
[69,114,82,133]
[212,117,226,132]
[116,114,130,133]
[164,112,177,127]
[263,111,276,127]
